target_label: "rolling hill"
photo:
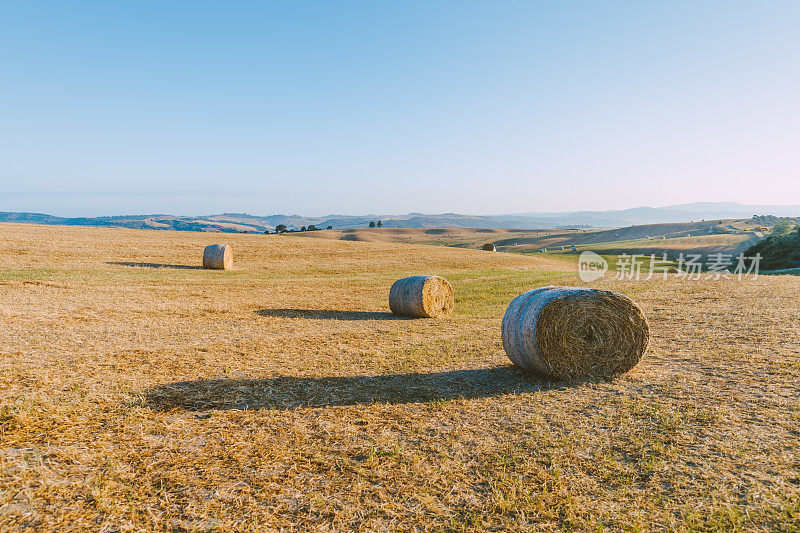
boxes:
[292,219,765,261]
[2,202,799,232]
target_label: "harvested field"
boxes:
[575,234,760,262]
[295,222,763,264]
[291,227,558,249]
[1,223,799,531]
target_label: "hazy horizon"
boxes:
[2,2,799,217]
[5,195,800,219]
[4,197,800,220]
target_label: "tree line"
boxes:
[267,220,384,233]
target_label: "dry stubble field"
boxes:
[1,223,799,531]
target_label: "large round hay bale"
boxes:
[501,286,648,380]
[482,243,497,251]
[389,275,454,318]
[203,244,233,270]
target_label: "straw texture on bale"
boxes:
[482,243,497,251]
[389,275,454,318]
[203,244,233,270]
[502,286,649,380]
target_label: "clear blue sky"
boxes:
[1,1,798,217]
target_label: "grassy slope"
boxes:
[560,234,759,261]
[290,227,559,248]
[294,221,761,262]
[1,223,799,531]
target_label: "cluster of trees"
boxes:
[267,224,333,234]
[751,215,781,226]
[261,222,391,233]
[746,220,800,270]
[261,221,395,233]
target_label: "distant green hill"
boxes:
[746,221,800,270]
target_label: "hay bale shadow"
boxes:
[107,262,204,270]
[255,309,413,321]
[144,366,568,412]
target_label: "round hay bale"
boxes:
[667,267,682,274]
[482,243,497,251]
[203,244,233,270]
[389,275,454,318]
[501,286,649,380]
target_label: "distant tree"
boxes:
[377,220,383,227]
[326,225,332,230]
[307,225,318,231]
[264,230,270,234]
[300,226,307,232]
[275,224,287,233]
[369,221,376,228]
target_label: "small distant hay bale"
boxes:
[667,267,682,274]
[203,244,233,270]
[482,243,496,251]
[501,286,649,380]
[389,275,454,318]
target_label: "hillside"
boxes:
[3,201,800,232]
[289,227,559,246]
[0,212,273,233]
[292,219,764,261]
[490,220,763,260]
[1,212,763,264]
[746,220,800,270]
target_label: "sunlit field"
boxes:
[1,223,798,531]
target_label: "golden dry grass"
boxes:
[296,225,759,264]
[291,227,557,248]
[578,234,758,260]
[1,223,799,531]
